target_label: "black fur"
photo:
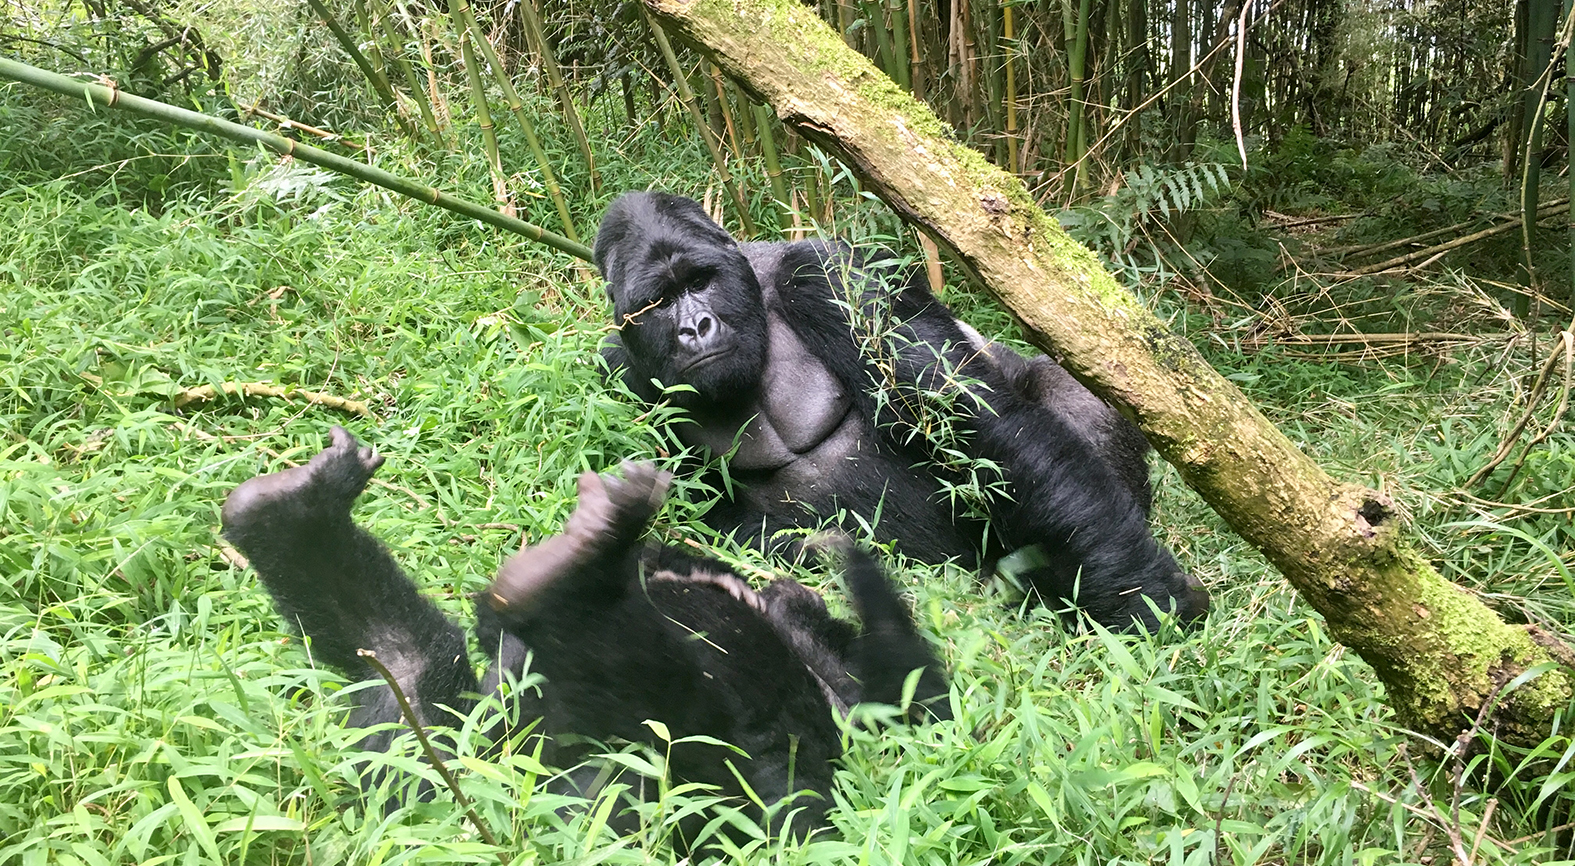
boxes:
[595,192,1209,630]
[222,427,949,843]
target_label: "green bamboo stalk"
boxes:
[1567,0,1574,307]
[375,0,439,137]
[458,32,509,211]
[1003,0,1017,173]
[862,0,901,87]
[646,12,757,236]
[305,0,409,135]
[0,58,591,260]
[450,0,579,242]
[1064,0,1093,189]
[519,0,600,192]
[351,0,389,82]
[1518,0,1559,318]
[733,77,758,150]
[753,103,791,233]
[802,161,822,227]
[906,0,925,99]
[887,0,912,91]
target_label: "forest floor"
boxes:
[2,140,1575,863]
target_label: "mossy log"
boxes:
[645,0,1574,744]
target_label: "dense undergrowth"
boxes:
[2,82,1575,866]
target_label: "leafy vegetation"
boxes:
[3,0,1575,862]
[0,91,1572,861]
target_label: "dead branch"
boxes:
[1340,202,1572,277]
[171,382,373,418]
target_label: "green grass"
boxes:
[3,119,1575,865]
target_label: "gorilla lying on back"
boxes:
[222,427,949,841]
[595,192,1209,631]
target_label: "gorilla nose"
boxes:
[679,313,715,343]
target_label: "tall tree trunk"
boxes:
[644,0,1575,746]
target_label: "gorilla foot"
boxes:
[487,461,671,616]
[222,426,385,536]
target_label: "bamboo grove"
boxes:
[73,0,1521,223]
[0,0,1557,287]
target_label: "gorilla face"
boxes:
[594,193,768,410]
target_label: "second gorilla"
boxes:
[222,427,950,842]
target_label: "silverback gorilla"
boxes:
[222,427,950,841]
[595,191,1209,630]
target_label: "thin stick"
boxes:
[1465,322,1574,488]
[1345,202,1573,277]
[356,650,507,860]
[1230,0,1253,169]
[237,101,366,149]
[1497,329,1574,494]
[0,58,593,261]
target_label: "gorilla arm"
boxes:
[767,244,1207,628]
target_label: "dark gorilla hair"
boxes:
[595,191,1211,632]
[221,427,951,847]
[595,192,769,409]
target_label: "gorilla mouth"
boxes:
[679,351,727,374]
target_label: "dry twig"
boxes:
[1466,321,1575,489]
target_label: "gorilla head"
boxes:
[593,193,768,410]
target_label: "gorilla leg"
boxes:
[221,427,478,745]
[481,465,841,836]
[481,463,738,743]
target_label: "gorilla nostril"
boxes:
[696,316,713,338]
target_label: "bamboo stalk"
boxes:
[450,0,579,242]
[734,77,757,149]
[1003,0,1017,173]
[887,0,912,91]
[351,0,390,83]
[0,59,592,260]
[1063,0,1093,188]
[375,0,439,137]
[753,103,791,233]
[708,63,744,161]
[645,13,756,236]
[518,0,600,192]
[456,28,509,211]
[304,0,409,135]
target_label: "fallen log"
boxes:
[646,0,1573,744]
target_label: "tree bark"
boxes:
[644,0,1574,745]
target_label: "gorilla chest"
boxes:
[682,313,853,471]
